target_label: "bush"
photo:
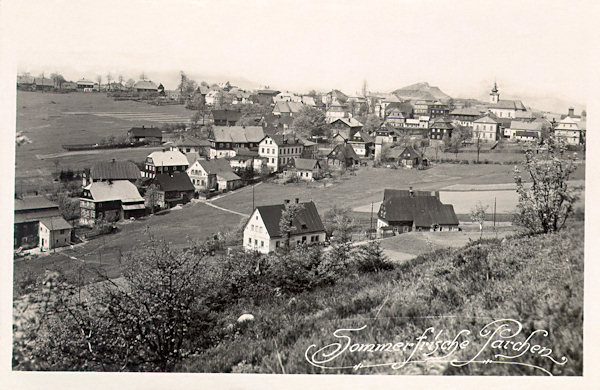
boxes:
[353,240,394,273]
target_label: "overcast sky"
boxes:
[4,0,598,112]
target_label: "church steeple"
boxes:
[490,81,500,104]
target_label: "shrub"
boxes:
[353,240,394,273]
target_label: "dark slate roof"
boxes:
[399,146,422,160]
[489,99,526,110]
[430,119,454,130]
[212,109,242,122]
[15,196,59,212]
[378,196,459,227]
[128,127,163,138]
[90,160,140,181]
[153,173,195,192]
[327,143,359,161]
[196,159,241,181]
[256,201,325,238]
[292,158,320,170]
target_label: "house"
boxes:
[347,129,374,157]
[254,89,281,106]
[413,100,433,115]
[473,115,500,142]
[554,117,585,145]
[450,107,483,127]
[398,146,426,168]
[428,101,450,118]
[147,173,195,208]
[79,181,146,225]
[377,189,459,234]
[487,83,527,118]
[212,109,242,126]
[61,81,78,91]
[134,80,159,93]
[169,136,211,156]
[283,158,323,181]
[243,199,326,254]
[504,120,543,140]
[227,148,264,171]
[187,158,242,192]
[128,126,164,145]
[325,100,348,120]
[384,106,409,127]
[209,126,266,159]
[39,216,72,251]
[300,138,319,159]
[83,159,141,186]
[17,75,35,90]
[302,96,316,106]
[76,79,96,91]
[258,134,305,172]
[34,77,55,91]
[329,117,363,139]
[14,196,62,248]
[272,101,304,117]
[327,143,360,169]
[429,118,454,140]
[143,150,189,178]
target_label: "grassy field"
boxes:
[15,91,193,192]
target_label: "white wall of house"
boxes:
[490,108,516,118]
[39,224,71,251]
[209,148,236,159]
[244,209,273,253]
[259,137,279,171]
[473,122,499,141]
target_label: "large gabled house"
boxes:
[258,134,305,172]
[128,126,163,145]
[554,117,585,145]
[504,120,544,141]
[429,118,454,140]
[83,159,141,186]
[377,189,459,234]
[346,129,374,157]
[79,180,146,226]
[39,216,73,251]
[212,109,242,126]
[145,172,195,208]
[243,199,326,254]
[473,115,500,142]
[169,135,211,156]
[143,150,189,178]
[272,101,304,117]
[209,126,266,159]
[329,117,363,139]
[187,158,242,192]
[398,146,427,168]
[283,158,323,181]
[14,196,62,248]
[327,143,360,169]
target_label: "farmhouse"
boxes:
[209,126,266,159]
[327,143,359,169]
[272,101,304,117]
[14,196,62,248]
[450,107,484,127]
[347,129,374,157]
[83,159,141,186]
[554,117,585,145]
[143,150,189,178]
[227,148,264,171]
[473,115,500,142]
[398,146,427,168]
[377,189,459,234]
[329,117,363,139]
[254,89,281,106]
[187,158,242,192]
[79,181,146,226]
[134,80,159,93]
[34,77,55,92]
[283,158,323,181]
[17,75,35,90]
[212,109,242,126]
[169,136,211,156]
[39,216,72,251]
[325,100,348,120]
[504,120,543,140]
[429,118,454,140]
[76,79,96,91]
[146,173,195,208]
[128,126,164,145]
[258,134,305,172]
[243,199,326,254]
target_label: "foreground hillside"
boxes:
[180,223,583,375]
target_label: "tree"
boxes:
[291,106,327,138]
[50,73,65,89]
[178,71,198,99]
[106,73,112,90]
[445,124,472,158]
[362,114,382,134]
[513,137,579,233]
[278,202,305,250]
[96,75,102,91]
[125,78,135,90]
[144,184,161,213]
[323,205,357,244]
[354,240,393,273]
[470,202,488,239]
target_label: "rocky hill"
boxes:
[393,82,453,102]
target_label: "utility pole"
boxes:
[252,184,255,211]
[370,201,374,240]
[493,196,497,238]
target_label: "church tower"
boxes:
[490,82,500,104]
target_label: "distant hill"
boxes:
[393,82,453,102]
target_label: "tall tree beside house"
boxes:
[323,205,357,244]
[292,106,328,138]
[50,73,65,89]
[144,184,161,213]
[125,78,135,89]
[178,71,198,99]
[513,137,579,233]
[361,114,382,134]
[278,202,305,250]
[445,124,471,158]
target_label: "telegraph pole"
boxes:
[252,184,255,211]
[370,201,374,240]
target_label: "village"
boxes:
[14,74,586,262]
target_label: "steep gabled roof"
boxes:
[134,80,158,90]
[327,143,359,161]
[383,189,438,201]
[489,99,526,110]
[399,146,423,160]
[39,216,72,230]
[152,173,195,192]
[212,126,265,143]
[378,195,459,227]
[90,160,140,181]
[255,201,325,238]
[84,180,144,203]
[329,117,363,128]
[195,158,241,181]
[291,158,321,170]
[147,150,189,167]
[212,109,242,122]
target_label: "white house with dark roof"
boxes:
[554,117,585,145]
[243,199,326,254]
[505,120,544,140]
[39,216,72,251]
[83,159,141,186]
[258,134,305,172]
[187,158,242,192]
[283,158,323,181]
[209,126,265,159]
[79,181,146,225]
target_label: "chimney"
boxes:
[295,198,299,204]
[568,107,574,117]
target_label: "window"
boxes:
[302,236,307,243]
[254,239,258,246]
[261,148,264,153]
[314,235,319,242]
[248,237,251,244]
[261,241,264,247]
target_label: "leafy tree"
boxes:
[513,137,579,233]
[445,124,472,158]
[362,114,382,134]
[292,106,327,138]
[470,202,488,239]
[50,73,65,89]
[125,78,135,89]
[144,184,161,213]
[323,205,357,243]
[278,202,305,250]
[354,240,393,272]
